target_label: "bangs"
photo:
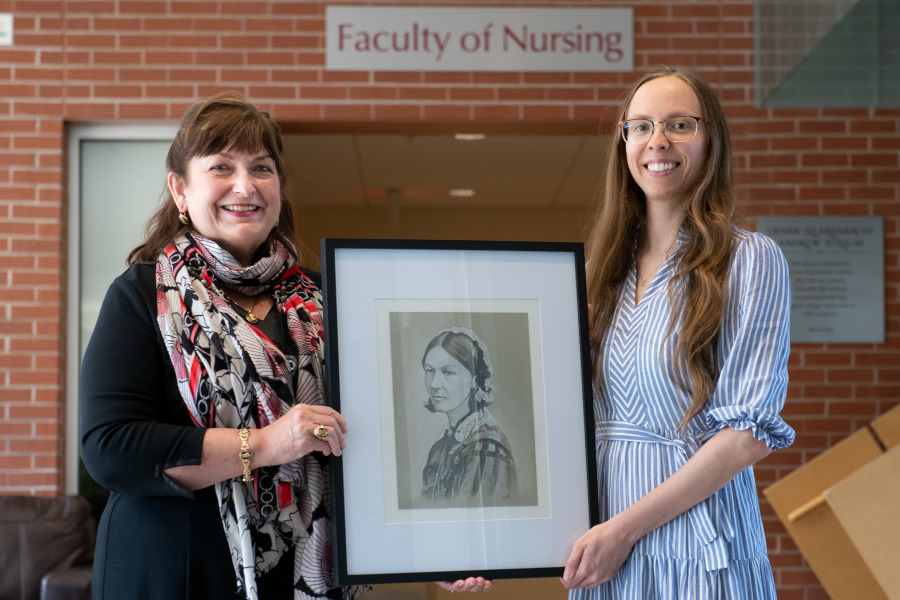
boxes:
[174,96,286,181]
[190,118,280,160]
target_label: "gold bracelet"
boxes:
[238,428,252,482]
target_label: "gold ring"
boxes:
[313,425,329,440]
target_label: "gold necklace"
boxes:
[637,238,677,290]
[637,255,667,289]
[226,293,263,324]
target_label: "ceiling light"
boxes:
[449,189,476,197]
[453,133,486,141]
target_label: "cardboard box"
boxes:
[824,444,900,597]
[870,404,900,450]
[763,404,900,600]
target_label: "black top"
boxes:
[80,262,316,600]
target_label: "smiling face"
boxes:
[424,346,475,424]
[169,147,281,265]
[624,75,709,207]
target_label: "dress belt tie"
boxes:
[595,420,731,572]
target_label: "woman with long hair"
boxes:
[561,67,794,598]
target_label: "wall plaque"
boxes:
[757,216,884,344]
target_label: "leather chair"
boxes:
[0,495,95,600]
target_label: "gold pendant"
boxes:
[245,311,259,324]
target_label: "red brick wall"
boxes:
[0,2,897,598]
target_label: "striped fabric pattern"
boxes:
[571,228,794,600]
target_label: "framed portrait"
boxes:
[320,238,598,585]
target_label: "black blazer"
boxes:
[81,263,240,599]
[81,262,313,599]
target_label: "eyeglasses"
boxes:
[618,116,704,144]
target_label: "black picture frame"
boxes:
[321,238,598,586]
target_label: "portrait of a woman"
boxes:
[420,327,518,506]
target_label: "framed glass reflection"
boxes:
[321,238,598,585]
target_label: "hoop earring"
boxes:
[179,211,189,225]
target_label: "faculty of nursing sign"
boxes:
[326,7,634,72]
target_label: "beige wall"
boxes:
[296,206,594,269]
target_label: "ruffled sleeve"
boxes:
[705,231,795,450]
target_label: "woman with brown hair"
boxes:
[561,67,794,598]
[81,92,489,599]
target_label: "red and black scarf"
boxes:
[156,232,354,600]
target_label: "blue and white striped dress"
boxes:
[571,228,795,600]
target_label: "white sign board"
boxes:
[326,6,633,72]
[757,216,884,344]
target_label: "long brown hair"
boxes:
[127,91,301,264]
[585,66,735,427]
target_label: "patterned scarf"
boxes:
[156,232,353,600]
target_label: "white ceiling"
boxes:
[283,132,609,209]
